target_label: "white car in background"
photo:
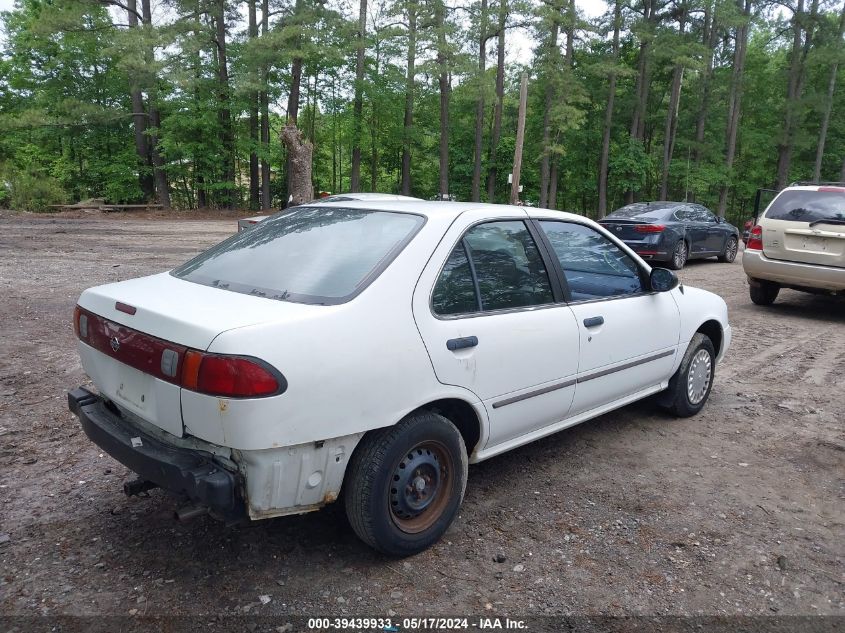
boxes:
[237,192,422,231]
[69,200,731,556]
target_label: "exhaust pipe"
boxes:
[123,478,158,497]
[174,504,209,523]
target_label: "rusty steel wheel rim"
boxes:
[389,441,454,534]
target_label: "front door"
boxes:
[413,211,581,448]
[534,219,681,415]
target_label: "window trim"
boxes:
[530,218,653,306]
[429,217,561,320]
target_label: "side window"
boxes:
[432,220,554,315]
[464,221,554,311]
[674,206,693,222]
[538,221,643,301]
[432,244,478,316]
[693,205,716,222]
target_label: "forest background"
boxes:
[0,0,843,226]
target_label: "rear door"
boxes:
[412,210,581,448]
[692,205,725,252]
[760,187,845,268]
[676,206,709,255]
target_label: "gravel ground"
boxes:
[0,212,842,622]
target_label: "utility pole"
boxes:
[510,73,528,205]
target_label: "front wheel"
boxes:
[718,236,739,263]
[659,333,716,417]
[344,411,468,556]
[669,240,688,270]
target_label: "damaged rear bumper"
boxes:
[68,387,245,520]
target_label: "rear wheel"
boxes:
[344,411,468,557]
[669,240,688,270]
[718,236,739,263]
[660,333,716,418]
[749,278,780,305]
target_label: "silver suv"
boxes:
[743,184,845,305]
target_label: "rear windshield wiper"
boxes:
[808,218,845,227]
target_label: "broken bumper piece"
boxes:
[67,387,244,520]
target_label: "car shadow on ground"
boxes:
[85,395,669,578]
[750,292,845,324]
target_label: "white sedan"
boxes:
[69,200,731,556]
[237,192,422,231]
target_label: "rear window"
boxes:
[764,190,845,223]
[172,207,424,305]
[607,203,674,220]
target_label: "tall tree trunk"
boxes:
[548,158,559,210]
[659,14,686,201]
[813,2,845,182]
[127,0,155,201]
[214,0,235,209]
[629,0,653,142]
[486,0,507,202]
[471,0,489,202]
[435,0,450,197]
[370,45,380,192]
[717,0,751,217]
[192,0,206,208]
[626,0,654,204]
[259,0,271,208]
[282,125,313,205]
[140,0,170,208]
[400,1,417,196]
[247,0,260,209]
[538,3,560,209]
[776,0,819,188]
[350,0,367,192]
[284,0,305,204]
[693,1,718,172]
[598,0,621,217]
[332,74,338,193]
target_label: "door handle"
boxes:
[583,316,604,328]
[446,336,478,351]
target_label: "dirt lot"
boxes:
[0,212,842,622]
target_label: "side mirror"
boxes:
[650,267,679,292]
[715,216,724,223]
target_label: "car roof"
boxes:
[299,199,598,224]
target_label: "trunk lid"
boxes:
[600,218,656,241]
[76,273,319,437]
[78,272,316,350]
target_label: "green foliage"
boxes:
[8,170,67,212]
[0,0,843,213]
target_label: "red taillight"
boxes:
[634,224,665,233]
[181,351,281,398]
[75,306,284,398]
[747,225,763,250]
[818,187,845,193]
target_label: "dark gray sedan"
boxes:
[599,202,740,270]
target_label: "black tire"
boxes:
[749,278,780,305]
[660,333,716,417]
[344,411,468,557]
[668,240,688,270]
[718,236,739,263]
